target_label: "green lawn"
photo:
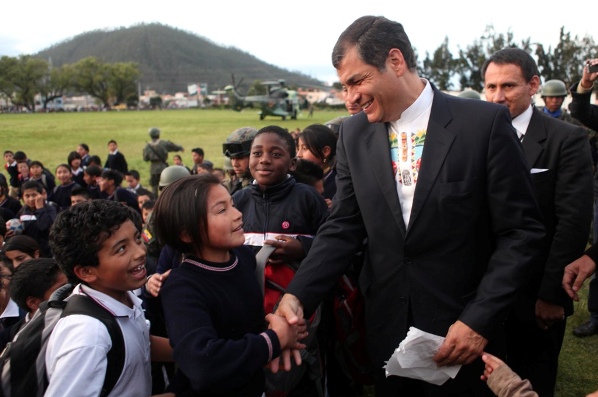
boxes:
[2,108,597,396]
[0,108,347,187]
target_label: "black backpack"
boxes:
[0,284,125,397]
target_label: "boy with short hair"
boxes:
[70,187,92,206]
[83,164,103,199]
[98,169,140,213]
[46,200,167,396]
[15,180,57,257]
[104,140,128,174]
[9,258,67,322]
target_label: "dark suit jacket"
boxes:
[286,87,546,368]
[104,152,128,174]
[518,108,593,316]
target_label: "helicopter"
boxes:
[224,77,302,121]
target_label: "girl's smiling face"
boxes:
[56,166,72,185]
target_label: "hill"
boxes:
[35,23,327,94]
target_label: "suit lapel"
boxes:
[407,91,455,232]
[366,123,408,236]
[521,109,546,168]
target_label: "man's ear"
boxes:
[73,264,98,284]
[529,75,541,96]
[25,296,42,314]
[387,48,407,75]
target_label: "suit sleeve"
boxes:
[287,125,368,316]
[538,126,593,305]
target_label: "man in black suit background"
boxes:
[272,16,545,396]
[483,48,593,397]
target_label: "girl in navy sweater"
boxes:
[152,173,304,397]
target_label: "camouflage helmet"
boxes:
[159,165,190,187]
[458,90,481,100]
[148,127,161,139]
[541,80,567,97]
[324,116,349,136]
[222,127,258,158]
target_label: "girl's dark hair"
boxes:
[55,163,71,174]
[49,200,142,284]
[2,235,40,257]
[67,151,82,167]
[255,125,297,158]
[29,160,45,169]
[152,174,221,255]
[297,124,337,163]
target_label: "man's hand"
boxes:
[562,254,596,301]
[581,58,598,89]
[535,299,565,330]
[433,320,487,367]
[268,293,305,373]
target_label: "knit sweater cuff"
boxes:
[260,329,281,362]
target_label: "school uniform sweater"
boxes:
[232,176,329,252]
[161,246,280,397]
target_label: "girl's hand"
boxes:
[265,313,307,351]
[146,269,171,297]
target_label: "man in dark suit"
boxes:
[272,16,545,396]
[483,48,593,397]
[104,139,128,174]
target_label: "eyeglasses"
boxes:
[222,141,252,158]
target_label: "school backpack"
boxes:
[255,245,324,397]
[0,284,124,397]
[333,274,375,386]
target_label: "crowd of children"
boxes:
[0,121,553,397]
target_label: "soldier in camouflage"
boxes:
[222,126,257,195]
[143,127,184,195]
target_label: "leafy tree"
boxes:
[71,57,112,108]
[110,62,140,105]
[421,37,456,91]
[149,95,163,109]
[37,64,72,111]
[536,27,597,87]
[0,56,47,111]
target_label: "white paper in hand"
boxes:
[384,326,461,386]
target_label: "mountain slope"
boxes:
[36,23,326,94]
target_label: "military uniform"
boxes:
[143,138,183,194]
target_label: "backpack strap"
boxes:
[61,295,125,397]
[255,244,276,296]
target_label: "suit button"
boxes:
[400,297,407,303]
[404,257,412,264]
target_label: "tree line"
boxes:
[1,24,596,112]
[418,25,597,92]
[0,56,139,111]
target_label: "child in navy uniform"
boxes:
[232,125,329,396]
[15,181,57,257]
[153,174,304,396]
[46,199,172,397]
[49,164,81,211]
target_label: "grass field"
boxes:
[0,108,348,187]
[2,108,597,396]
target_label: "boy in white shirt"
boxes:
[46,199,172,397]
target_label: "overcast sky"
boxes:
[1,0,592,85]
